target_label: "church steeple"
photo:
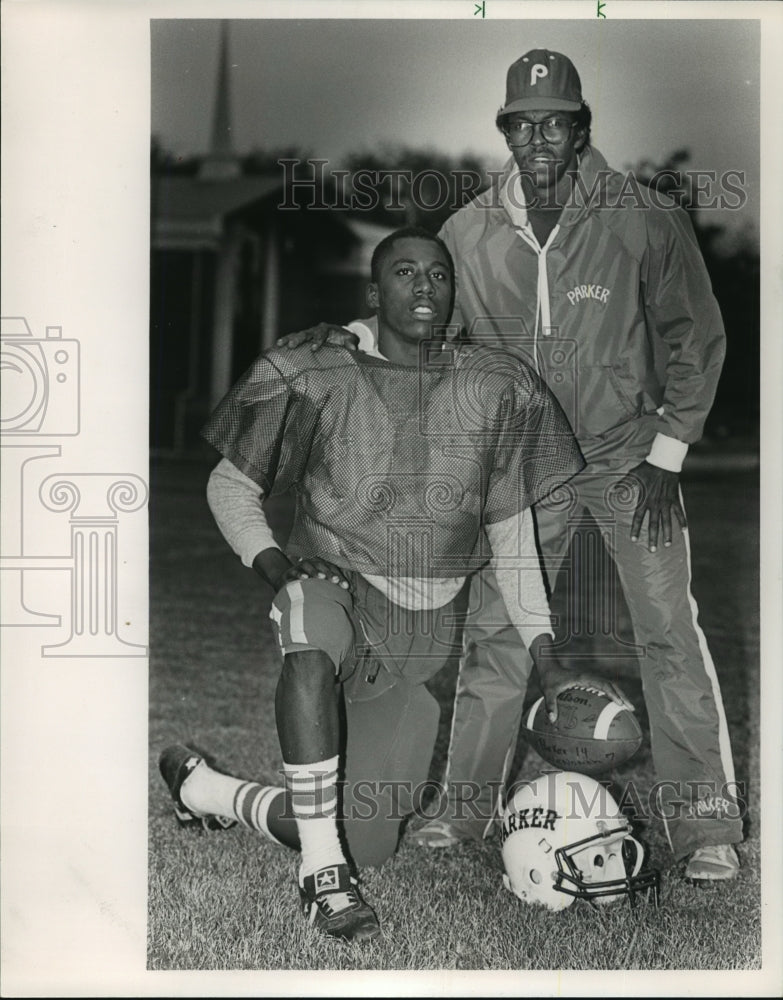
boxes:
[199,21,241,181]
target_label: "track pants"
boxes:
[441,472,743,859]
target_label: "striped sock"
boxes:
[180,760,285,844]
[282,755,345,881]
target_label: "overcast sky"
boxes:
[151,16,759,243]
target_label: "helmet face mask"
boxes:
[500,771,660,911]
[554,823,660,907]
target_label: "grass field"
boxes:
[148,456,760,972]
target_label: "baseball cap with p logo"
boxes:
[496,49,583,120]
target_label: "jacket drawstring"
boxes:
[514,224,559,374]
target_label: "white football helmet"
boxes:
[500,770,659,910]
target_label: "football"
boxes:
[522,687,642,776]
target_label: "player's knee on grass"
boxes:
[342,681,441,868]
[270,578,354,672]
[345,807,402,868]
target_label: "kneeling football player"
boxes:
[159,227,632,943]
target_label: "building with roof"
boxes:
[150,22,391,452]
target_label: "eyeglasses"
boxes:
[501,116,577,147]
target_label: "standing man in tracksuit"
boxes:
[280,49,743,881]
[413,49,743,881]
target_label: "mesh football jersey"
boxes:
[202,341,583,579]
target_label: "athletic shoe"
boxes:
[684,843,740,883]
[408,818,466,848]
[158,743,237,832]
[299,864,380,942]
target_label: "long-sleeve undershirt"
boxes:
[206,457,554,650]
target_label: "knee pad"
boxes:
[269,577,354,671]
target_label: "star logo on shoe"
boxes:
[184,756,199,773]
[315,866,339,892]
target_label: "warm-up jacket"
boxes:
[438,146,726,473]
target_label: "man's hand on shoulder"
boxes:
[252,547,351,593]
[615,460,687,553]
[276,322,360,352]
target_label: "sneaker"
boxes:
[299,864,380,942]
[158,744,237,832]
[684,843,740,883]
[408,818,465,849]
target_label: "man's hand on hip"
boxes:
[617,460,687,553]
